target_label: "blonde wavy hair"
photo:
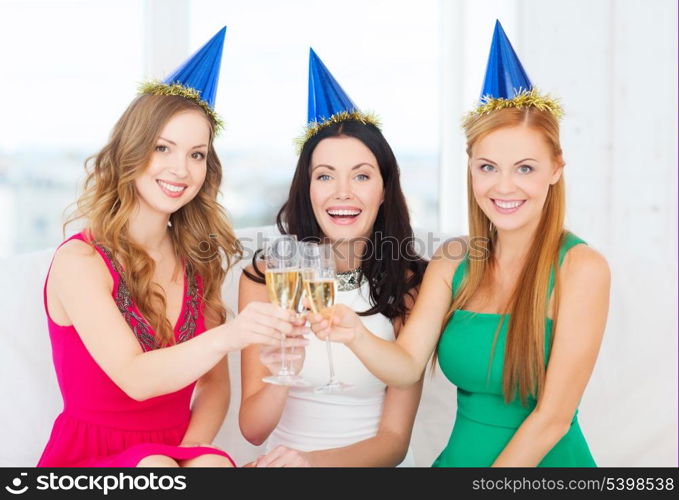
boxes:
[442,107,566,405]
[65,94,242,346]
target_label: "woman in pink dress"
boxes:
[37,28,298,467]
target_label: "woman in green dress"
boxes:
[306,21,610,467]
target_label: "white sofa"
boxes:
[1,226,675,466]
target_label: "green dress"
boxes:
[433,232,596,467]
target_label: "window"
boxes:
[0,0,143,255]
[190,0,440,232]
[0,0,440,256]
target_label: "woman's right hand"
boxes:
[222,301,298,352]
[252,445,314,467]
[308,303,363,346]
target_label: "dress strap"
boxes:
[42,231,121,313]
[451,255,469,298]
[74,231,122,284]
[547,231,587,297]
[450,232,587,300]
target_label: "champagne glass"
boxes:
[261,236,310,386]
[301,242,353,393]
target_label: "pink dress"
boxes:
[37,232,235,467]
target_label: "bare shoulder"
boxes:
[57,238,97,258]
[432,236,469,262]
[238,262,267,308]
[239,260,265,287]
[428,236,469,283]
[561,244,611,287]
[50,239,112,291]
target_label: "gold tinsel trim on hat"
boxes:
[464,88,564,123]
[138,81,224,134]
[294,110,382,153]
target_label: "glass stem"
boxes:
[279,335,287,375]
[325,337,337,383]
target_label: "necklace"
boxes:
[336,267,365,292]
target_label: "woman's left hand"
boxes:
[179,441,222,450]
[253,445,313,467]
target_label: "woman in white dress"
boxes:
[238,116,427,466]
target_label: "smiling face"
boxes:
[134,110,210,217]
[469,125,562,234]
[309,135,384,242]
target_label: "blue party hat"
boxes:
[308,48,358,123]
[297,48,380,150]
[139,27,227,131]
[468,20,562,120]
[480,20,532,101]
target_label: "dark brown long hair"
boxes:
[245,120,427,322]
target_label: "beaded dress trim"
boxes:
[336,268,365,292]
[94,243,200,351]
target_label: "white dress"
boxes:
[266,279,416,466]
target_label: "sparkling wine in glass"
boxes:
[301,242,353,393]
[261,236,310,387]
